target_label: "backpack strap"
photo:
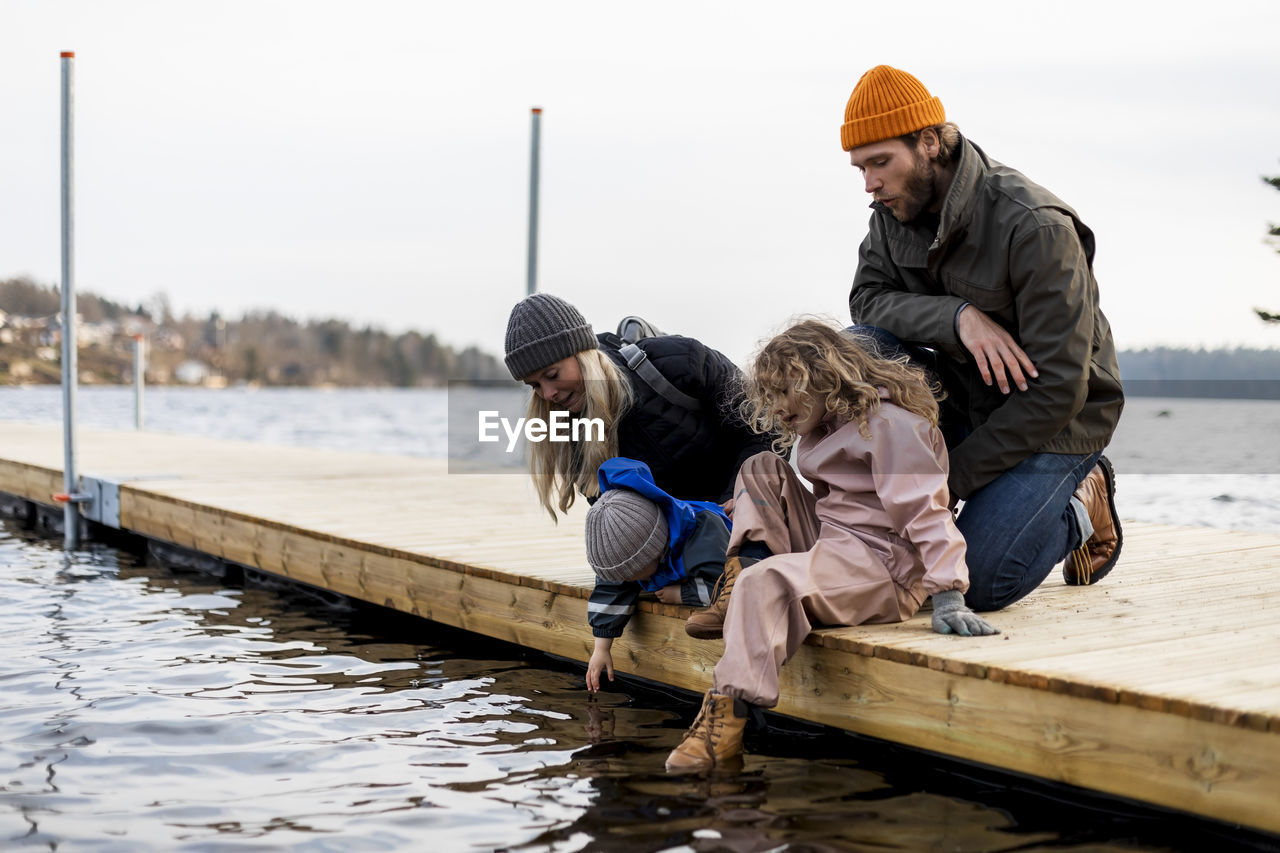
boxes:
[619,343,702,412]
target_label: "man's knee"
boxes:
[961,550,1055,612]
[962,585,1003,613]
[959,552,1000,612]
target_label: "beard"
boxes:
[891,149,938,223]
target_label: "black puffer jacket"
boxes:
[597,332,779,503]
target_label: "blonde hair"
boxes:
[743,318,940,451]
[527,348,634,519]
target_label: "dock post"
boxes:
[59,50,83,547]
[526,106,541,295]
[134,334,145,429]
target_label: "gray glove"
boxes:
[931,590,999,636]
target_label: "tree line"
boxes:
[4,276,1279,394]
[1117,347,1280,398]
[0,277,509,387]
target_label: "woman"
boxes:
[503,293,776,519]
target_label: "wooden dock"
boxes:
[1,421,1278,836]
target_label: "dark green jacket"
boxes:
[849,135,1123,499]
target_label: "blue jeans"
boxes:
[955,449,1099,610]
[847,324,1097,611]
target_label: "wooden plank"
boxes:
[112,450,1280,732]
[772,646,1280,834]
[0,460,62,504]
[3,422,1280,835]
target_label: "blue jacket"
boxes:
[587,457,732,638]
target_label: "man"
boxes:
[843,65,1124,611]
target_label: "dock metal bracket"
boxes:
[78,475,180,530]
[80,476,121,528]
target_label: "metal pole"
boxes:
[526,107,541,296]
[59,50,80,547]
[133,334,145,429]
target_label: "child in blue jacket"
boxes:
[584,457,731,691]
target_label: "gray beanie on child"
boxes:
[504,293,598,380]
[585,489,669,584]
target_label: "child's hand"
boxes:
[654,584,682,605]
[931,589,999,636]
[586,645,614,692]
[585,701,613,742]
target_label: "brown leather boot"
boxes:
[1064,456,1122,585]
[665,691,749,772]
[685,555,745,640]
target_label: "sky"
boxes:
[3,0,1279,366]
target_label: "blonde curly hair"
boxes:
[743,318,940,451]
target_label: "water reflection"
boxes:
[0,519,1273,852]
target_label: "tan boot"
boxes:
[685,555,745,640]
[665,691,748,772]
[1064,456,1122,585]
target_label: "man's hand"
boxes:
[956,305,1038,394]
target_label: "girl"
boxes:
[503,293,777,519]
[666,319,998,772]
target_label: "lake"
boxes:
[1,387,1278,851]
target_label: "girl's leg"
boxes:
[727,451,819,558]
[712,540,900,708]
[670,552,823,772]
[683,452,821,640]
[711,556,815,708]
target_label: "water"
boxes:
[2,387,1279,851]
[0,387,448,460]
[5,386,1279,533]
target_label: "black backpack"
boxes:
[614,316,701,412]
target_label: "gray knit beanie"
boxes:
[585,488,669,584]
[504,293,598,380]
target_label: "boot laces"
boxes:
[684,696,727,767]
[709,560,740,606]
[708,573,726,605]
[1070,546,1092,584]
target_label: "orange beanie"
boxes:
[841,65,945,151]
